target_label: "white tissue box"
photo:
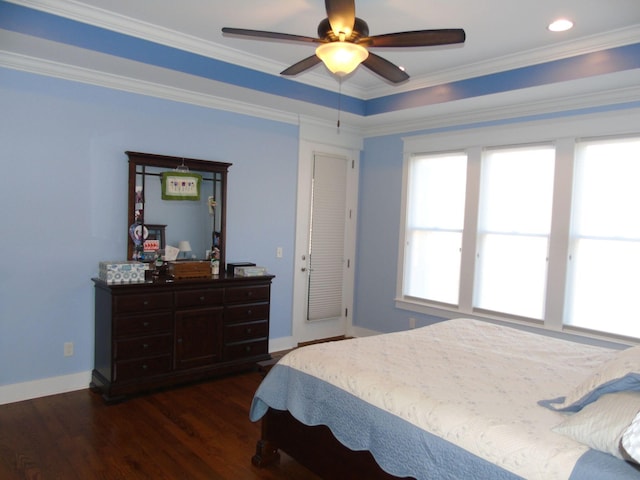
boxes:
[99,261,148,284]
[234,266,268,277]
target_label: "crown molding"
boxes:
[9,0,640,102]
[364,25,640,99]
[4,0,362,98]
[361,79,640,137]
[0,48,303,126]
[3,45,639,141]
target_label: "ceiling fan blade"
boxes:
[222,27,321,44]
[325,0,355,36]
[281,55,323,76]
[362,52,409,84]
[363,29,466,48]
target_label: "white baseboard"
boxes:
[0,371,92,405]
[0,334,358,405]
[269,336,296,354]
[0,342,294,405]
[350,325,381,337]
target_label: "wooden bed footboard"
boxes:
[252,408,413,479]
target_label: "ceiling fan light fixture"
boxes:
[315,41,369,76]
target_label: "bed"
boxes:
[249,318,640,479]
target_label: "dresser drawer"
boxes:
[175,288,224,308]
[225,303,269,324]
[114,292,173,314]
[223,339,268,361]
[114,354,172,381]
[224,321,268,343]
[114,333,172,360]
[114,312,172,337]
[225,285,270,304]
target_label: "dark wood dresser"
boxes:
[91,274,274,402]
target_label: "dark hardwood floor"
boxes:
[0,371,321,480]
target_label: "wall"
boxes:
[354,133,445,333]
[0,67,298,392]
[2,64,639,401]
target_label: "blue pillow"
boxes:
[539,345,640,412]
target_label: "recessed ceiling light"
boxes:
[548,19,574,32]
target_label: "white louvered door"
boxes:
[306,153,348,322]
[292,139,358,346]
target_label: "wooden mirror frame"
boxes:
[126,151,231,269]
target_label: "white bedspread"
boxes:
[276,318,617,480]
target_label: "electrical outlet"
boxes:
[276,247,283,258]
[64,342,74,357]
[409,317,416,329]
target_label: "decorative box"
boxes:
[168,261,212,279]
[226,262,256,275]
[99,261,148,284]
[234,266,268,277]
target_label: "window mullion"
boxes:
[458,147,482,313]
[544,137,575,330]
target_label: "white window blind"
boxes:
[474,145,555,319]
[401,112,640,340]
[307,154,348,321]
[403,152,467,304]
[565,137,640,336]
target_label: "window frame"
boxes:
[397,108,640,342]
[563,135,640,336]
[402,150,468,306]
[473,143,556,320]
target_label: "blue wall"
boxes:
[354,134,405,331]
[1,0,639,398]
[0,67,297,386]
[354,134,446,333]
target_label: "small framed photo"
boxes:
[144,224,166,252]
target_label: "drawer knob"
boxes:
[199,296,205,302]
[247,291,253,297]
[247,309,252,316]
[245,345,252,352]
[143,300,149,306]
[142,364,148,370]
[246,328,252,334]
[142,343,149,349]
[143,321,149,327]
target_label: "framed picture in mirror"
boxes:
[144,224,166,252]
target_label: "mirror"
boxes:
[126,151,231,269]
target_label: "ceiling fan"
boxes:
[222,0,466,84]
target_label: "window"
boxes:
[475,145,555,319]
[399,113,640,340]
[403,152,467,305]
[565,137,640,337]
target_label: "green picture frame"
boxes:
[161,171,202,200]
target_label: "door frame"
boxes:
[292,123,362,345]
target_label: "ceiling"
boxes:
[44,0,640,98]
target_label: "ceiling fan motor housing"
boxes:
[318,17,369,43]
